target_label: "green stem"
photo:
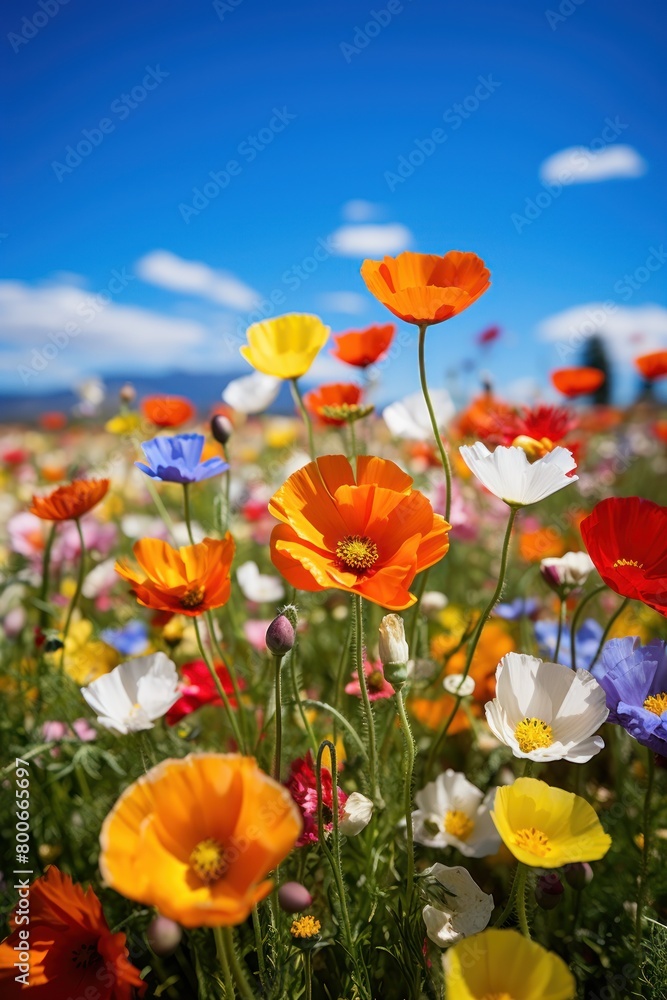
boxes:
[407,568,430,660]
[182,483,195,544]
[515,864,531,938]
[60,518,87,662]
[222,927,255,1000]
[589,596,630,669]
[193,617,245,750]
[635,748,655,947]
[213,925,235,998]
[205,611,248,751]
[553,597,566,663]
[418,323,453,524]
[273,652,284,782]
[143,473,177,540]
[38,522,57,630]
[304,949,313,1000]
[493,862,523,927]
[289,650,319,755]
[251,907,268,994]
[290,378,316,461]
[569,583,607,670]
[302,699,367,759]
[395,688,416,904]
[354,593,380,804]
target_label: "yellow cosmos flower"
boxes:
[240,313,329,379]
[491,777,611,868]
[444,928,575,1000]
[105,412,141,435]
[50,619,119,685]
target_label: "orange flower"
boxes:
[100,753,302,927]
[0,866,145,998]
[269,455,450,610]
[519,526,566,562]
[360,251,490,327]
[654,419,667,445]
[304,382,366,425]
[141,394,195,427]
[115,535,235,616]
[635,349,667,381]
[331,323,395,367]
[455,389,514,440]
[38,410,67,431]
[30,479,110,521]
[550,367,605,398]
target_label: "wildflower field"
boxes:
[1,251,667,999]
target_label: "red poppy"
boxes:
[496,404,576,447]
[331,324,395,367]
[166,659,242,724]
[635,350,667,381]
[476,325,501,345]
[39,411,67,431]
[653,420,667,445]
[304,382,365,425]
[580,497,667,617]
[551,367,605,398]
[286,751,347,846]
[141,395,195,428]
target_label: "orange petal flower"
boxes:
[0,866,145,998]
[269,454,450,610]
[550,367,605,398]
[331,323,395,367]
[635,349,667,381]
[360,251,490,327]
[38,410,67,431]
[141,394,196,427]
[30,479,110,521]
[100,753,302,927]
[304,382,365,425]
[115,534,235,616]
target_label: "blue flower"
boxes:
[591,637,667,755]
[136,433,228,484]
[494,597,539,621]
[100,620,149,656]
[534,617,603,670]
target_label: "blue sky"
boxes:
[2,0,666,404]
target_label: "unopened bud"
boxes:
[278,603,299,630]
[119,382,136,404]
[535,873,564,910]
[378,614,409,689]
[564,862,593,890]
[278,881,313,913]
[266,613,295,655]
[339,792,374,835]
[211,413,233,446]
[147,915,182,956]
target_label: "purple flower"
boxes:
[136,433,228,484]
[494,597,539,621]
[534,617,603,669]
[101,620,149,656]
[590,637,667,755]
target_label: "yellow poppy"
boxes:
[240,313,329,379]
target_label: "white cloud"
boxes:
[317,291,368,315]
[540,145,647,186]
[331,223,413,258]
[136,249,260,311]
[538,303,667,363]
[342,200,384,222]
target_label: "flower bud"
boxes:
[278,881,313,913]
[564,862,593,890]
[535,872,564,910]
[378,614,409,688]
[147,915,182,956]
[266,613,295,656]
[442,674,475,698]
[339,791,374,835]
[211,413,233,446]
[278,603,299,630]
[119,382,136,404]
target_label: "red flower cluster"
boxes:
[286,751,347,846]
[166,659,242,725]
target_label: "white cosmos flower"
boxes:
[222,371,282,414]
[81,653,180,735]
[236,561,285,603]
[484,652,608,763]
[339,792,374,835]
[383,389,454,440]
[412,770,500,858]
[421,863,494,947]
[541,551,596,591]
[458,442,578,506]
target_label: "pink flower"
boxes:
[42,721,68,741]
[286,751,348,846]
[71,718,97,742]
[52,516,117,563]
[7,512,48,563]
[345,660,394,701]
[244,618,273,651]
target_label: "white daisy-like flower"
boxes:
[443,674,475,698]
[222,371,282,414]
[458,442,578,507]
[339,792,374,835]
[383,389,454,441]
[421,863,494,947]
[541,551,596,592]
[81,653,180,735]
[412,770,500,858]
[236,560,285,603]
[484,652,608,763]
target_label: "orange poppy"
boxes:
[0,866,145,998]
[269,454,450,610]
[115,534,235,616]
[654,420,667,445]
[141,394,195,427]
[360,251,490,327]
[635,349,667,381]
[455,389,514,441]
[550,367,605,398]
[331,323,395,367]
[100,753,302,927]
[38,410,67,431]
[519,526,566,562]
[30,478,110,521]
[304,382,366,425]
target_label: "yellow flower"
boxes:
[491,777,611,868]
[105,412,141,435]
[240,313,329,379]
[444,928,575,999]
[51,619,119,685]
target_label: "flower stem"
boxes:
[206,612,249,751]
[635,747,655,947]
[290,378,316,461]
[418,323,453,524]
[251,907,268,994]
[569,583,607,670]
[589,596,630,669]
[304,949,313,1000]
[213,925,235,998]
[273,652,284,782]
[395,688,416,904]
[60,518,87,665]
[193,616,245,751]
[222,927,255,1000]
[182,483,195,544]
[38,522,57,630]
[553,597,566,662]
[354,593,380,805]
[289,649,319,755]
[493,862,522,927]
[515,864,531,938]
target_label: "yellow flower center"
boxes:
[612,558,643,569]
[336,534,379,573]
[513,827,552,858]
[321,402,374,423]
[511,434,554,461]
[367,669,385,692]
[189,837,227,884]
[181,584,205,609]
[290,915,321,938]
[514,717,553,753]
[644,692,667,715]
[444,809,475,841]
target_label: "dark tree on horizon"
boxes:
[581,334,612,405]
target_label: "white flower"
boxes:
[81,653,180,735]
[340,792,374,835]
[412,770,500,858]
[458,442,578,506]
[420,591,448,616]
[222,371,282,414]
[421,863,494,947]
[378,613,409,665]
[484,652,608,763]
[82,558,118,599]
[443,674,475,698]
[383,389,454,440]
[236,561,285,603]
[121,514,169,540]
[541,551,595,591]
